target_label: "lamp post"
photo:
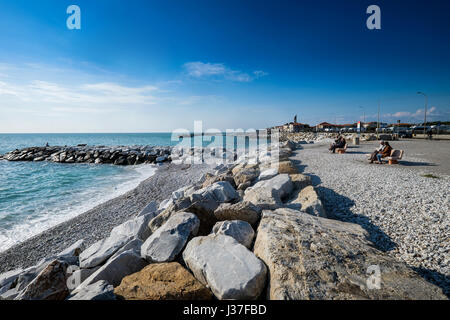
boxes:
[417,92,428,138]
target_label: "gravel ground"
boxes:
[0,162,213,274]
[292,140,450,296]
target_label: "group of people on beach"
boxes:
[368,140,392,164]
[328,135,393,164]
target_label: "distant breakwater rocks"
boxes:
[0,145,173,165]
[0,144,277,166]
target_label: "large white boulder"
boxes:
[136,201,158,217]
[0,268,23,289]
[191,181,238,203]
[158,198,174,211]
[258,168,279,181]
[214,201,262,226]
[110,213,155,241]
[141,212,200,263]
[68,280,115,300]
[243,174,293,209]
[0,268,23,298]
[254,208,447,300]
[211,220,255,249]
[74,250,147,292]
[183,234,267,300]
[66,267,100,291]
[289,186,326,218]
[79,234,132,269]
[0,287,19,299]
[109,238,143,261]
[171,186,189,200]
[57,239,85,257]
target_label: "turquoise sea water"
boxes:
[0,132,263,252]
[0,133,181,252]
[0,133,179,155]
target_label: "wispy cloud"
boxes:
[183,61,268,82]
[0,80,160,106]
[184,62,226,77]
[0,62,232,128]
[252,70,269,79]
[383,106,448,121]
[50,106,116,114]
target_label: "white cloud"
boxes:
[50,106,115,114]
[175,95,224,106]
[253,70,269,78]
[391,111,413,118]
[183,61,267,82]
[184,62,227,77]
[0,81,24,98]
[383,106,444,121]
[0,61,277,133]
[82,82,158,93]
[0,80,159,106]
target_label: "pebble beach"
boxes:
[293,139,450,294]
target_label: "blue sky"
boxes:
[0,0,449,133]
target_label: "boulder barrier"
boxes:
[0,145,172,165]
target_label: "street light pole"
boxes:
[417,92,428,138]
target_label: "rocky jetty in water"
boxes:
[0,145,172,165]
[0,140,447,300]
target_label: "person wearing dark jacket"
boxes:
[329,136,346,153]
[376,141,392,164]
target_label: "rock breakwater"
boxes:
[0,145,172,165]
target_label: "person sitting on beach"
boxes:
[369,140,385,163]
[375,141,392,164]
[329,135,346,153]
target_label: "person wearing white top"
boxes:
[376,141,386,152]
[369,141,385,163]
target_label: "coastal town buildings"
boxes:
[270,118,450,134]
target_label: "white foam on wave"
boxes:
[0,164,158,253]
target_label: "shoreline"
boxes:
[0,162,158,253]
[0,162,213,274]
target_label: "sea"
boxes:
[0,132,266,252]
[0,133,182,253]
